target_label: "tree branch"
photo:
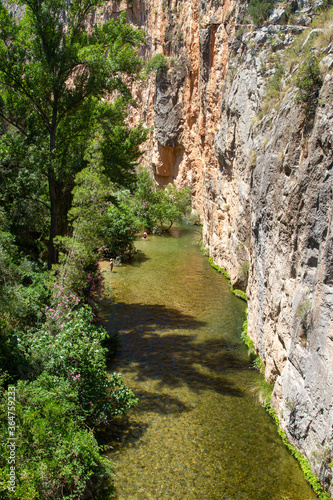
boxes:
[0,70,51,130]
[0,111,28,137]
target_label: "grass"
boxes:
[208,257,247,301]
[250,5,333,130]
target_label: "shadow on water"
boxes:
[97,391,192,448]
[98,228,318,500]
[96,417,149,449]
[104,302,248,399]
[134,389,192,414]
[96,390,193,452]
[125,249,150,267]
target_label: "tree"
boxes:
[0,0,145,268]
[295,55,323,119]
[132,166,191,232]
[157,183,192,230]
[103,202,140,257]
[0,134,50,256]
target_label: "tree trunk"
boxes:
[47,123,58,269]
[47,170,72,269]
[48,166,58,269]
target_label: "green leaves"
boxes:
[146,53,169,75]
[0,373,115,499]
[295,55,323,117]
[0,5,145,493]
[132,167,192,232]
[248,0,273,26]
[0,0,146,266]
[0,2,144,129]
[102,202,140,257]
[16,304,138,426]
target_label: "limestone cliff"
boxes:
[99,0,333,494]
[207,11,333,493]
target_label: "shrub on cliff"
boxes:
[248,0,273,25]
[146,53,169,75]
[295,55,323,118]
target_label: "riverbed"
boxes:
[100,226,316,500]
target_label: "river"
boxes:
[100,225,317,500]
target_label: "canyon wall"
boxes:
[211,9,333,492]
[101,0,333,493]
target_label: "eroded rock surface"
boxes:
[213,16,333,492]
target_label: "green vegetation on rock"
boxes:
[208,257,247,301]
[146,53,169,74]
[240,312,331,500]
[248,0,273,26]
[295,55,323,118]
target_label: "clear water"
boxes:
[100,226,317,500]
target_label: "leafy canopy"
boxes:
[0,0,144,137]
[132,167,191,232]
[0,0,146,267]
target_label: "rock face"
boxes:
[98,0,333,493]
[213,17,333,492]
[248,73,333,490]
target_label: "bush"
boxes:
[248,0,273,26]
[267,66,284,99]
[146,53,168,74]
[103,203,140,257]
[18,306,138,426]
[295,55,323,117]
[0,230,51,379]
[0,373,115,499]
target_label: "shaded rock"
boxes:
[268,6,288,25]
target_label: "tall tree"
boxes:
[0,0,145,267]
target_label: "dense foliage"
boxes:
[0,246,138,498]
[131,167,191,233]
[248,0,273,25]
[0,1,194,497]
[0,0,146,267]
[145,53,169,75]
[0,0,147,497]
[295,55,323,118]
[0,374,115,500]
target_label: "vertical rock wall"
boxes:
[249,74,333,490]
[212,17,333,492]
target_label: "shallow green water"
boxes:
[100,226,316,500]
